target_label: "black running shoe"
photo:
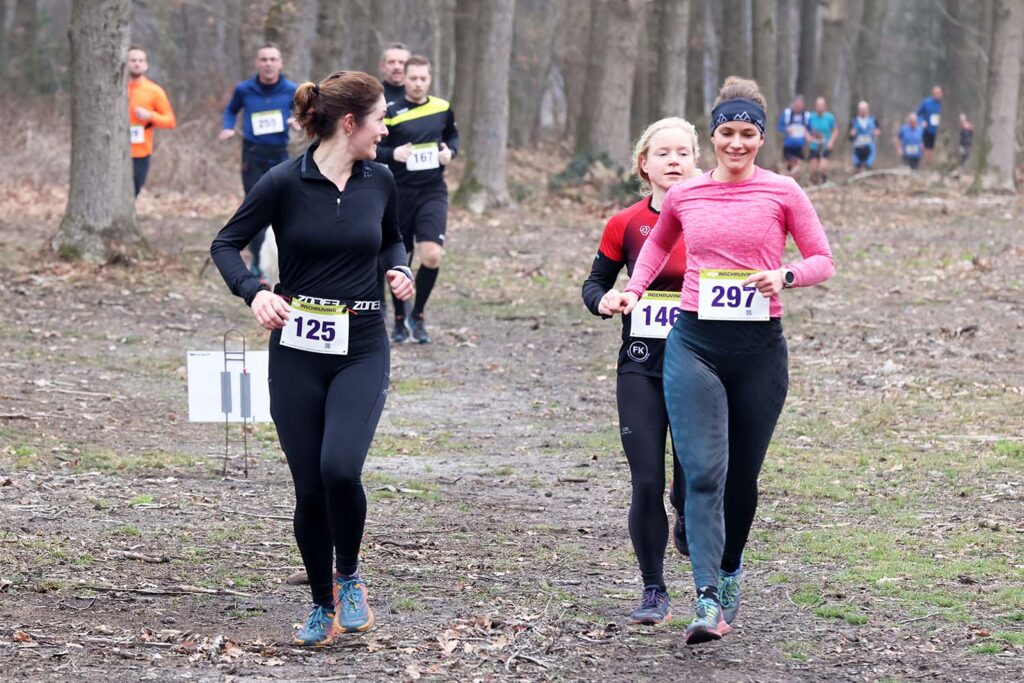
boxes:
[392,318,411,343]
[410,316,430,344]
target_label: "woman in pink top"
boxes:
[607,76,835,645]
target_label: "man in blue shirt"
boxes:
[807,97,838,185]
[778,95,810,178]
[219,43,298,279]
[895,113,924,170]
[915,85,942,166]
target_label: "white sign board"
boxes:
[187,351,271,423]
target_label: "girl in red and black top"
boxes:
[582,118,703,625]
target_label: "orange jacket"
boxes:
[128,76,175,158]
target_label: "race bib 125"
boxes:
[279,298,349,355]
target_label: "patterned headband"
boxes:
[709,98,766,135]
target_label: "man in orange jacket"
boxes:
[128,47,176,196]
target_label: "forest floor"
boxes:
[0,157,1022,682]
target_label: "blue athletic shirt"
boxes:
[851,116,878,148]
[807,111,836,151]
[916,96,942,133]
[899,124,924,159]
[222,75,298,147]
[778,108,811,148]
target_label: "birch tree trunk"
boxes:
[454,0,514,213]
[55,0,140,263]
[576,0,648,168]
[972,0,1023,192]
[752,0,779,169]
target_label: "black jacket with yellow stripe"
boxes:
[378,96,459,188]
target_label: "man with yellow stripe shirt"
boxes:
[127,47,176,196]
[377,55,459,345]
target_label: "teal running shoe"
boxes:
[719,565,742,625]
[335,574,375,633]
[684,594,731,645]
[292,604,340,647]
[631,585,672,625]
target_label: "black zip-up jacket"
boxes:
[376,96,459,189]
[211,144,408,330]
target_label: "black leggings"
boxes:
[269,324,390,606]
[663,312,788,591]
[617,372,686,589]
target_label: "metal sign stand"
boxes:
[221,330,252,478]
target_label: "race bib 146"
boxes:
[630,290,681,339]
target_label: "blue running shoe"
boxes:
[292,604,340,647]
[685,595,731,645]
[719,565,742,625]
[631,585,672,625]
[335,574,374,633]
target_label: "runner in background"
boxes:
[849,100,880,172]
[778,95,810,178]
[606,76,835,645]
[127,46,176,196]
[377,55,458,344]
[219,43,299,281]
[582,117,699,626]
[379,42,410,106]
[896,113,924,170]
[958,113,974,166]
[915,85,942,166]
[806,97,837,185]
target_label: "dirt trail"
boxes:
[1,174,1022,681]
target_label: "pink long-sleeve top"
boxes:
[624,167,835,318]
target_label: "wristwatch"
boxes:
[781,268,796,288]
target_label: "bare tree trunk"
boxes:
[451,0,479,131]
[972,0,1023,192]
[454,0,514,213]
[849,0,886,118]
[814,0,846,104]
[577,0,648,168]
[752,0,779,169]
[55,0,140,263]
[655,0,689,118]
[943,0,986,166]
[795,0,818,96]
[269,0,318,82]
[685,0,706,125]
[775,0,796,108]
[508,0,563,147]
[555,0,594,144]
[239,0,273,78]
[312,0,343,80]
[719,0,751,78]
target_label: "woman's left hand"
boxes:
[742,269,785,297]
[386,269,415,301]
